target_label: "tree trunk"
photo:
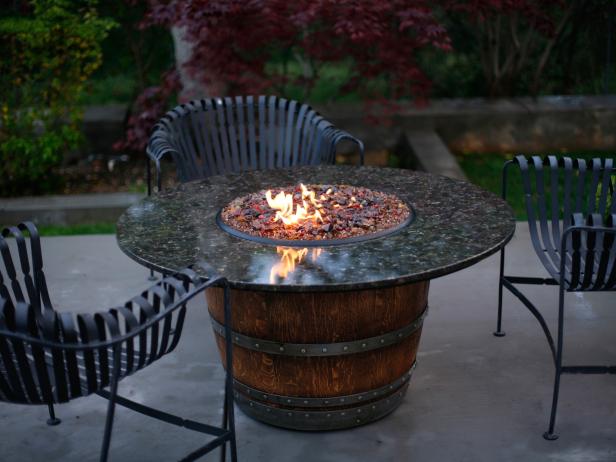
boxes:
[171,26,226,101]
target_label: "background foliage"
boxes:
[116,0,614,152]
[1,0,614,197]
[0,0,114,195]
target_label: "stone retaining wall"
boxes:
[83,96,616,157]
[316,95,616,155]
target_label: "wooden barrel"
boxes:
[206,281,429,430]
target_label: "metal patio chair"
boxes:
[0,222,237,461]
[145,95,365,193]
[494,155,616,440]
[143,94,365,281]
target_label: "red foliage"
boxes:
[113,70,180,153]
[117,0,452,153]
[119,0,562,152]
[146,0,451,98]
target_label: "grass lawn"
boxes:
[37,223,116,236]
[456,151,616,220]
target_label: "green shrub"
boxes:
[0,0,115,196]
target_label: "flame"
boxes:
[265,184,324,226]
[269,247,322,283]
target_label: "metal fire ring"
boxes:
[234,379,411,431]
[215,203,416,248]
[209,304,428,356]
[233,362,416,408]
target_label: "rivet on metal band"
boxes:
[209,304,428,356]
[234,380,411,431]
[233,362,416,408]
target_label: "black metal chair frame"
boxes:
[0,222,237,461]
[494,155,616,440]
[143,95,364,282]
[145,95,365,195]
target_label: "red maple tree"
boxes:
[119,0,570,152]
[119,0,451,151]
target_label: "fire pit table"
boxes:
[117,165,515,431]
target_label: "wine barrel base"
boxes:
[207,282,429,431]
[233,364,415,431]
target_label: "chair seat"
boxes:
[0,346,153,404]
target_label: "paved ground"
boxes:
[1,224,615,462]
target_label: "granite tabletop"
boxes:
[117,165,515,291]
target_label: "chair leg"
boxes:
[227,390,237,462]
[46,403,61,426]
[543,284,565,441]
[219,397,228,462]
[494,248,506,337]
[148,269,157,281]
[100,348,121,462]
[223,285,238,462]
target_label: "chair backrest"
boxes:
[148,95,363,183]
[513,155,616,289]
[0,223,52,316]
[0,268,220,405]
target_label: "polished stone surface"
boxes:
[117,166,515,291]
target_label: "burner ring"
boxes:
[216,204,415,247]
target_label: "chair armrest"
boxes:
[146,126,183,193]
[329,129,365,166]
[559,213,616,290]
[562,213,616,243]
[334,130,365,165]
[0,262,226,350]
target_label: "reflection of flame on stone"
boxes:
[265,184,325,226]
[269,247,322,283]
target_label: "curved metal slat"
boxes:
[0,231,24,305]
[173,106,200,181]
[516,156,558,280]
[587,158,602,214]
[532,157,561,274]
[283,99,297,167]
[187,102,209,179]
[267,95,277,169]
[12,306,43,403]
[291,102,309,166]
[597,159,613,215]
[116,306,140,375]
[258,95,267,170]
[604,215,616,289]
[246,95,258,170]
[547,156,562,258]
[276,97,287,168]
[1,301,33,402]
[224,97,241,173]
[214,98,234,174]
[194,100,217,178]
[40,310,68,402]
[77,313,100,394]
[301,110,319,165]
[234,96,249,171]
[204,98,226,176]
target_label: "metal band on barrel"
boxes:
[209,304,428,356]
[234,362,416,408]
[234,379,411,431]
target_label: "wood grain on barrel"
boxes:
[206,282,428,397]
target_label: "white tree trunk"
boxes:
[171,26,226,101]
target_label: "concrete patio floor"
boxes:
[1,224,615,462]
